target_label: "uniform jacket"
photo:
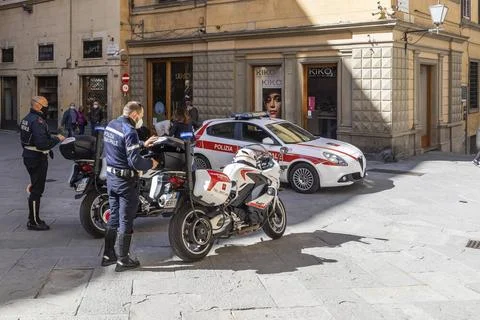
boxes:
[20,109,60,158]
[169,120,194,140]
[104,116,152,171]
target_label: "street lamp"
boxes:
[403,2,448,51]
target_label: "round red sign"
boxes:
[121,83,129,93]
[121,73,130,83]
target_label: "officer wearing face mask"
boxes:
[20,96,65,231]
[102,101,158,272]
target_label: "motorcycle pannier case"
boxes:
[193,170,232,206]
[59,136,96,160]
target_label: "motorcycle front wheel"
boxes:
[79,190,109,238]
[262,198,287,239]
[168,202,214,262]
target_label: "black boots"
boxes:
[101,228,117,267]
[115,233,140,272]
[27,199,50,231]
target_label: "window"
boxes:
[207,123,235,139]
[266,122,316,144]
[241,123,273,144]
[83,39,102,59]
[38,44,54,61]
[1,48,13,62]
[462,0,471,19]
[469,61,478,111]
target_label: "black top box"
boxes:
[59,135,96,160]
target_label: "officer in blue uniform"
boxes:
[101,101,158,272]
[20,96,65,231]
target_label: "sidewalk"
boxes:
[1,131,480,319]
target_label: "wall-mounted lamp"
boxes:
[403,2,448,52]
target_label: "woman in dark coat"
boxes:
[170,105,193,139]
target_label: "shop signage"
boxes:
[308,67,337,78]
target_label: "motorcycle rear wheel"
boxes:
[169,203,214,262]
[79,190,109,238]
[262,198,287,239]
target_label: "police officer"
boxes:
[20,96,65,231]
[101,101,158,272]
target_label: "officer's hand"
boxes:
[57,134,66,142]
[144,135,158,148]
[151,158,159,169]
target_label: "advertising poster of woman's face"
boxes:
[263,89,282,118]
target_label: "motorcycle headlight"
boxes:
[323,152,348,166]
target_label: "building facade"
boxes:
[0,0,130,130]
[127,0,480,157]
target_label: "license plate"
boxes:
[75,178,89,192]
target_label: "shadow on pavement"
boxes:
[138,230,388,275]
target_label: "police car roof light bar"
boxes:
[231,111,270,120]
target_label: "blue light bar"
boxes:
[231,112,270,120]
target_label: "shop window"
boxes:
[253,66,283,119]
[207,123,235,139]
[2,48,13,63]
[462,0,471,19]
[83,39,102,59]
[149,59,192,126]
[469,61,478,112]
[38,44,54,61]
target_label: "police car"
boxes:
[193,112,366,193]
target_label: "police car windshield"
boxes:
[266,122,315,144]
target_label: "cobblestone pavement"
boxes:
[0,130,480,319]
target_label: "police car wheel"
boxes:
[288,163,320,194]
[79,190,108,238]
[194,154,211,169]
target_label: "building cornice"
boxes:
[0,0,53,11]
[127,20,398,47]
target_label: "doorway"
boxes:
[148,59,192,128]
[82,75,108,122]
[37,76,58,130]
[303,64,338,138]
[1,77,18,130]
[419,65,435,149]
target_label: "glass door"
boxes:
[304,64,338,138]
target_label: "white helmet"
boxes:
[233,148,258,167]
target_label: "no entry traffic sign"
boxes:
[121,73,130,83]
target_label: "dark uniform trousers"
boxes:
[106,173,140,234]
[24,156,48,202]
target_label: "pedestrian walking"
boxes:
[61,102,78,137]
[20,96,65,231]
[89,101,103,135]
[102,101,158,272]
[77,105,88,135]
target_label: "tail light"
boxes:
[168,176,185,189]
[80,163,93,173]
